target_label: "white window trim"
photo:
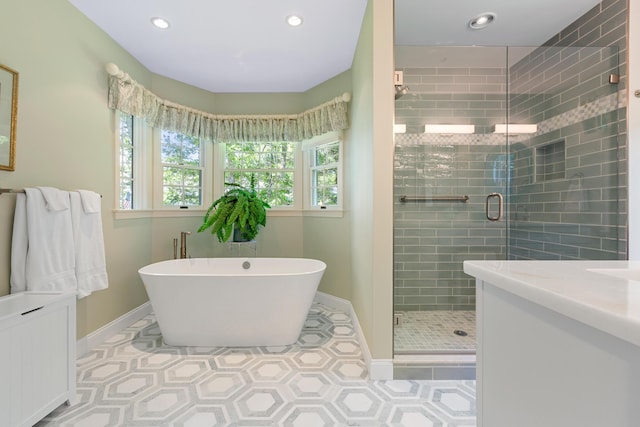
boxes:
[151,128,212,210]
[215,141,303,211]
[113,124,343,219]
[113,113,152,212]
[302,131,343,213]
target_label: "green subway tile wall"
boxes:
[394,0,627,314]
[394,65,508,312]
[508,0,627,261]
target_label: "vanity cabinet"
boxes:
[465,261,640,427]
[0,292,76,427]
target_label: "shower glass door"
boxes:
[393,45,624,355]
[393,46,509,354]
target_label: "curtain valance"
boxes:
[106,63,350,143]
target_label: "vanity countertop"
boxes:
[463,260,640,348]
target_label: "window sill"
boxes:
[302,209,344,218]
[113,209,207,220]
[113,208,345,220]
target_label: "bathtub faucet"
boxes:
[180,231,191,259]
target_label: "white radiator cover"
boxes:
[0,292,76,427]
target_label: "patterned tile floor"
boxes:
[394,311,476,354]
[37,303,476,426]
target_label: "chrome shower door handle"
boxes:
[486,192,503,222]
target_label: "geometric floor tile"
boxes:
[282,406,338,427]
[388,406,446,427]
[35,302,476,426]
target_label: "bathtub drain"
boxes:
[242,261,251,270]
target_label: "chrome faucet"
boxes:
[180,231,191,259]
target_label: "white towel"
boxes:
[70,191,108,298]
[38,186,71,211]
[78,189,101,213]
[10,188,77,293]
[10,193,28,293]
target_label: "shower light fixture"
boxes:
[151,17,170,29]
[493,124,537,134]
[468,12,496,30]
[286,15,303,27]
[424,124,475,134]
[394,124,407,134]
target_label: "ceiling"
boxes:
[68,0,602,93]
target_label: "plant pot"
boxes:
[232,226,252,242]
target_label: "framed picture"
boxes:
[0,64,18,171]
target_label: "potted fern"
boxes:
[198,176,270,242]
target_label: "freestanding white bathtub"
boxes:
[138,258,326,347]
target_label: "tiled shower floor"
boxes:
[394,310,476,354]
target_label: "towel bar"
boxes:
[399,195,469,203]
[0,188,102,197]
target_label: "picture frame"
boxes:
[0,64,19,171]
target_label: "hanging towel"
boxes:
[38,186,70,211]
[70,190,108,298]
[10,188,77,293]
[10,193,28,293]
[78,189,101,213]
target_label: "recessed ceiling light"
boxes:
[468,12,496,30]
[286,15,303,27]
[151,17,170,29]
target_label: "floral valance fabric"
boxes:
[107,68,350,143]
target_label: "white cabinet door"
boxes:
[0,320,22,427]
[20,305,70,424]
[0,293,75,427]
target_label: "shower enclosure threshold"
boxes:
[395,354,476,364]
[393,354,476,380]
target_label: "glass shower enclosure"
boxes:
[393,45,625,355]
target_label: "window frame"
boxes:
[114,116,342,218]
[302,132,343,213]
[216,140,303,211]
[114,112,152,212]
[152,128,212,210]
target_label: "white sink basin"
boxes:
[588,268,640,282]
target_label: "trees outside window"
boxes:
[310,141,340,207]
[118,113,134,209]
[116,122,342,215]
[223,141,296,208]
[160,130,203,207]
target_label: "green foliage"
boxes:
[197,175,270,243]
[224,141,296,207]
[161,130,203,207]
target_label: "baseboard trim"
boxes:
[314,291,393,380]
[76,301,152,357]
[314,291,352,313]
[370,359,395,380]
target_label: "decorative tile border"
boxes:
[395,90,625,147]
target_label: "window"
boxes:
[116,113,209,213]
[158,130,204,207]
[309,141,340,208]
[222,141,297,208]
[115,118,342,216]
[118,113,134,209]
[303,132,342,210]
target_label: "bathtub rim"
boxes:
[138,257,327,277]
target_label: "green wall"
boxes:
[349,0,395,360]
[0,0,153,338]
[0,0,361,342]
